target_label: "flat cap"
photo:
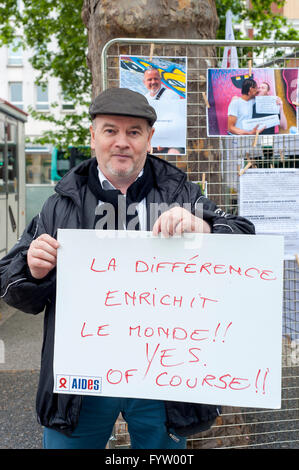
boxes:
[89,88,157,126]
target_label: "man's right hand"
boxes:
[27,234,59,279]
[249,124,266,135]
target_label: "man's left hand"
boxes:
[152,207,211,237]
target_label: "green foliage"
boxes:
[0,0,298,150]
[216,0,299,68]
[0,0,91,150]
[216,0,299,41]
[0,0,90,99]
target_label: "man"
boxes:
[252,81,287,135]
[0,88,255,449]
[227,78,263,135]
[143,67,181,154]
[143,67,179,101]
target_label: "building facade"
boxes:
[0,14,88,223]
[242,0,299,38]
[0,39,78,187]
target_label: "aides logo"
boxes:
[56,375,102,394]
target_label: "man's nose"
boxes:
[114,132,130,148]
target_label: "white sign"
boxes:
[53,230,284,409]
[239,168,299,260]
[149,100,186,149]
[242,114,280,131]
[255,96,280,115]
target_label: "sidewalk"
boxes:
[0,300,44,449]
[0,300,130,450]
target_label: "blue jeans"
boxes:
[43,396,186,449]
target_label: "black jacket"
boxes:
[0,155,255,437]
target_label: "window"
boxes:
[8,37,23,66]
[62,93,75,111]
[25,150,52,184]
[9,82,23,110]
[7,144,17,193]
[36,84,49,110]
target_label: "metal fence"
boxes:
[101,38,299,449]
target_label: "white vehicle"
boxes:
[0,99,27,257]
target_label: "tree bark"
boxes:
[81,1,226,206]
[81,0,219,95]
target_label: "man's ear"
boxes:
[90,125,95,151]
[147,127,155,152]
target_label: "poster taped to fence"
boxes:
[207,67,298,137]
[53,230,284,409]
[239,168,299,260]
[119,55,187,155]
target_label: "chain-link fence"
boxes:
[101,38,299,449]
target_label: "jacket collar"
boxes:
[55,154,187,206]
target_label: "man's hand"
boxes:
[276,97,283,108]
[249,124,266,135]
[249,124,259,135]
[152,207,211,238]
[27,234,59,279]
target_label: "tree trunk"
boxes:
[81,0,222,203]
[81,0,219,95]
